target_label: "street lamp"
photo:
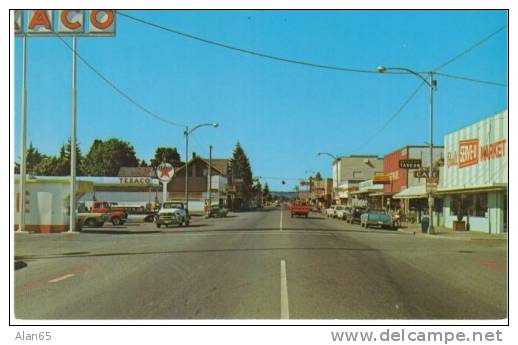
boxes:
[317,152,337,160]
[184,123,219,213]
[377,65,437,234]
[317,152,339,202]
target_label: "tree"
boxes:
[263,182,271,201]
[314,171,322,180]
[31,139,83,176]
[150,147,182,168]
[82,138,139,176]
[26,142,44,174]
[139,159,148,167]
[229,141,254,203]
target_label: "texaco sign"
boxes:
[156,163,175,183]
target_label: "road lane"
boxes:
[14,207,507,319]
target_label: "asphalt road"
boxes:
[14,206,507,320]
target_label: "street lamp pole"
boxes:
[184,123,219,213]
[377,66,437,234]
[317,152,338,202]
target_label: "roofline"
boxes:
[443,109,508,136]
[174,156,228,175]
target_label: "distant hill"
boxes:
[270,191,298,199]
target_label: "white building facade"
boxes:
[438,110,508,233]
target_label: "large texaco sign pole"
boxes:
[15,10,115,232]
[157,163,175,203]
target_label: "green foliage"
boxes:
[263,182,271,201]
[82,138,139,176]
[229,141,254,202]
[149,147,182,168]
[30,139,83,176]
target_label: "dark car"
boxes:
[208,205,229,218]
[346,207,366,224]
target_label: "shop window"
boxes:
[450,193,487,218]
[475,193,488,217]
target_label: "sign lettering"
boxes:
[399,159,422,169]
[16,10,116,36]
[480,139,506,161]
[58,10,84,33]
[28,10,53,33]
[118,177,152,185]
[458,139,479,168]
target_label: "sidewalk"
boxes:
[398,223,507,241]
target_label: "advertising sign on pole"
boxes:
[157,163,175,203]
[16,10,116,36]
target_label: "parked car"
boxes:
[91,201,128,226]
[289,201,310,218]
[346,207,366,224]
[325,205,337,217]
[77,205,108,228]
[360,209,396,229]
[156,201,189,228]
[208,205,229,218]
[114,205,156,223]
[335,205,348,219]
[336,206,351,220]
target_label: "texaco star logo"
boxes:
[156,163,174,183]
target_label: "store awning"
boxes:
[393,185,427,199]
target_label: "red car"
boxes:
[289,201,310,218]
[91,201,128,226]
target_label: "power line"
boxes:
[118,11,507,88]
[355,81,426,151]
[433,24,507,71]
[435,72,507,87]
[117,11,382,75]
[54,34,187,128]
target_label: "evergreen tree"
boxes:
[229,141,254,203]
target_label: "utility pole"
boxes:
[68,36,78,232]
[208,144,212,207]
[18,34,28,232]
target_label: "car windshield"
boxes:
[163,202,183,209]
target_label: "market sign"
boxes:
[15,10,116,36]
[156,163,175,183]
[399,159,422,169]
[458,139,479,168]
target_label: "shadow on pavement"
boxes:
[18,245,378,261]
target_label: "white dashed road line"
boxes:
[48,274,75,283]
[280,206,283,231]
[280,259,289,319]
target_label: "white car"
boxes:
[156,202,190,228]
[325,205,337,217]
[335,206,349,220]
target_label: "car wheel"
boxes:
[96,223,104,228]
[85,219,97,228]
[111,217,121,226]
[185,221,190,226]
[156,223,161,228]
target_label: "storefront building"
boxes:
[385,145,444,221]
[438,110,508,233]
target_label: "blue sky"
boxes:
[13,10,508,190]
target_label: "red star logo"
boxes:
[159,166,173,178]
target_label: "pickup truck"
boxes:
[91,201,128,226]
[360,209,396,230]
[156,201,190,228]
[289,201,310,218]
[335,206,350,220]
[77,205,108,228]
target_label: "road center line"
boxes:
[280,206,283,231]
[280,259,289,319]
[48,273,75,283]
